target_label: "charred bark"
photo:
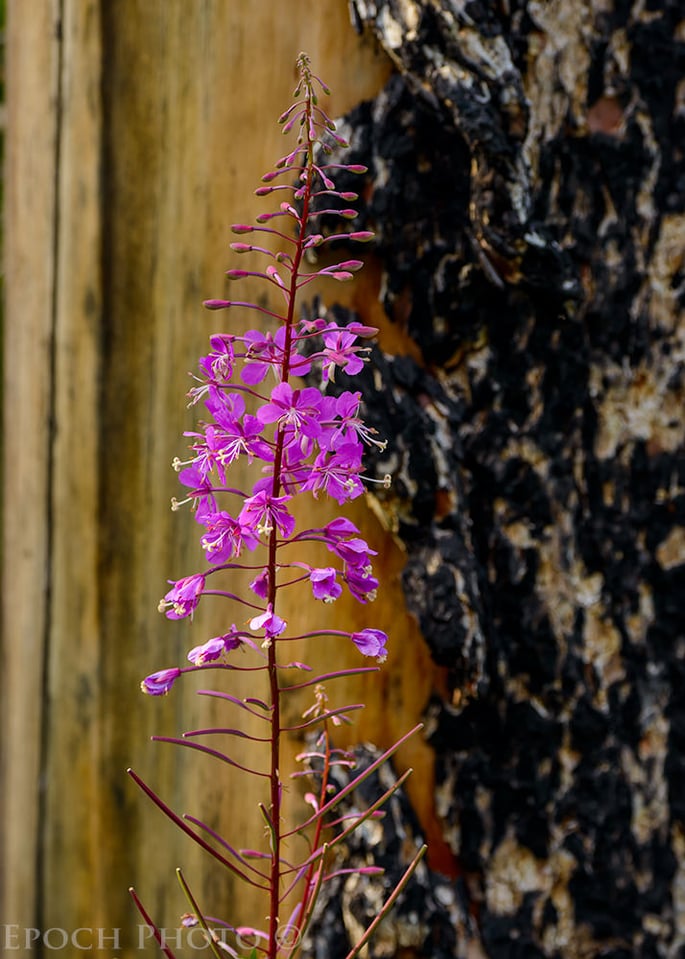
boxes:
[307,1,685,956]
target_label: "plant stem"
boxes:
[266,91,316,959]
[292,718,331,946]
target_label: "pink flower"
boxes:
[148,61,390,722]
[159,573,206,620]
[200,511,259,563]
[241,329,282,384]
[345,565,379,603]
[302,443,365,504]
[351,629,388,662]
[175,460,219,515]
[309,567,342,602]
[330,536,377,567]
[141,668,181,696]
[183,394,273,476]
[323,517,362,541]
[213,415,272,469]
[257,382,322,446]
[249,568,269,598]
[241,327,311,384]
[321,325,367,381]
[333,391,386,450]
[187,631,242,665]
[249,604,287,637]
[239,489,296,538]
[199,334,235,383]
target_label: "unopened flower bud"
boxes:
[203,299,231,310]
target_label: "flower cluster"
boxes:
[142,54,389,698]
[132,55,426,959]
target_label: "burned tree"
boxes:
[306,2,685,956]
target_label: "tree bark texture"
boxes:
[303,2,685,958]
[3,1,685,958]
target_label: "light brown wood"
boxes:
[3,3,429,956]
[1,0,60,934]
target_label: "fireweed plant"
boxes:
[129,54,426,959]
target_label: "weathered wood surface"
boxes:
[4,0,685,957]
[2,3,399,956]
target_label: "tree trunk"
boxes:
[307,2,685,957]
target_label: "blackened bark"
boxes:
[307,1,685,956]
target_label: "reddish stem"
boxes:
[292,718,332,945]
[265,84,316,959]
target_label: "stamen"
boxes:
[362,473,393,489]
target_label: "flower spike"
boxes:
[136,53,422,959]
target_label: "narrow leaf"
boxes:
[183,725,271,743]
[284,769,411,874]
[184,816,269,880]
[284,851,327,959]
[343,845,428,959]
[176,869,226,959]
[128,887,178,959]
[193,690,272,720]
[282,703,364,733]
[327,768,413,853]
[153,735,270,777]
[281,666,378,692]
[127,768,268,889]
[282,725,423,838]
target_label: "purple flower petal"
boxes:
[141,668,182,696]
[249,604,287,637]
[310,567,342,602]
[350,629,388,662]
[187,632,242,665]
[159,573,206,620]
[249,568,270,598]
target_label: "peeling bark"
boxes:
[308,1,685,955]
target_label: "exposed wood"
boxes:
[45,0,104,932]
[2,2,407,956]
[1,0,60,934]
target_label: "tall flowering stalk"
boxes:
[129,54,425,959]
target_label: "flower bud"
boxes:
[203,299,231,310]
[141,668,181,696]
[336,260,364,272]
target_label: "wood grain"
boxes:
[2,2,418,955]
